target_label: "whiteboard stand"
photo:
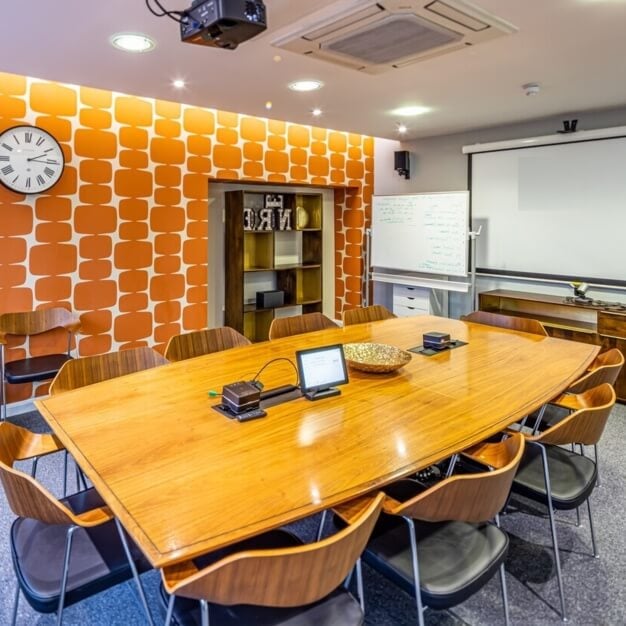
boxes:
[469,225,483,311]
[363,227,372,307]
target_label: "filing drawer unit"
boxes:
[392,284,430,317]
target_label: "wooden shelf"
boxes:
[479,289,626,401]
[225,190,324,342]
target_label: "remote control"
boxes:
[236,408,267,422]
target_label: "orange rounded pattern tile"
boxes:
[0,204,33,236]
[155,255,180,275]
[119,221,148,241]
[155,118,181,138]
[119,199,149,221]
[30,82,77,116]
[187,135,212,155]
[151,273,185,301]
[35,276,72,302]
[120,292,149,313]
[1,238,27,264]
[155,165,182,187]
[241,117,266,142]
[115,97,153,127]
[80,160,112,184]
[216,127,239,146]
[80,108,112,130]
[114,241,153,269]
[0,266,26,289]
[154,187,182,206]
[151,137,185,165]
[183,303,207,330]
[30,243,77,275]
[119,270,149,293]
[0,95,26,119]
[74,280,117,310]
[155,233,181,255]
[35,222,72,244]
[75,129,117,159]
[184,108,215,135]
[155,301,181,324]
[80,86,112,108]
[79,184,112,205]
[79,259,112,281]
[79,334,112,355]
[120,149,149,169]
[0,288,32,314]
[74,205,117,234]
[182,239,207,265]
[115,312,153,342]
[114,169,153,198]
[79,235,112,260]
[120,127,149,150]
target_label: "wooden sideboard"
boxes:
[479,289,626,401]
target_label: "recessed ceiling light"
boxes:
[311,108,322,117]
[172,79,186,89]
[273,55,282,63]
[110,33,155,53]
[391,105,430,117]
[288,80,323,92]
[265,101,273,110]
[397,123,408,134]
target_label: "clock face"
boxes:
[0,125,65,194]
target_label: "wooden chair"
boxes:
[161,492,384,626]
[507,383,616,621]
[335,433,525,626]
[0,308,81,420]
[268,312,339,340]
[164,327,250,362]
[343,305,396,326]
[50,346,168,395]
[462,310,548,336]
[0,423,154,626]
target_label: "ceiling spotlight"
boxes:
[288,80,323,92]
[265,101,273,110]
[110,33,156,53]
[273,55,282,62]
[397,123,408,134]
[311,108,322,117]
[172,79,186,89]
[392,105,430,117]
[522,82,541,96]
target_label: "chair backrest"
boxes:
[462,310,548,336]
[164,327,250,362]
[343,305,396,326]
[49,346,168,395]
[566,348,624,394]
[386,433,525,524]
[0,423,76,525]
[0,307,81,340]
[534,382,616,446]
[163,492,384,607]
[268,312,339,340]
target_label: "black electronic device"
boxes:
[256,290,284,309]
[557,119,578,134]
[221,380,261,414]
[394,150,410,179]
[180,0,267,50]
[296,344,349,401]
[236,407,267,421]
[423,331,451,350]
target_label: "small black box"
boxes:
[256,290,284,309]
[222,381,261,414]
[423,331,451,350]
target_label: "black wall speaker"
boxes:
[394,150,410,179]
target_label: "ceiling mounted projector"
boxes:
[180,0,267,50]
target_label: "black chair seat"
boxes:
[512,444,597,509]
[160,529,364,626]
[4,353,73,384]
[11,487,151,613]
[363,514,508,611]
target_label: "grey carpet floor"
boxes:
[1,404,625,625]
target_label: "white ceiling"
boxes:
[1,0,626,139]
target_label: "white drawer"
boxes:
[393,294,429,310]
[393,284,429,300]
[394,304,429,318]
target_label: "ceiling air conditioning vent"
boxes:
[272,0,517,74]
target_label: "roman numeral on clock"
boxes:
[0,155,9,161]
[25,132,32,143]
[1,143,13,152]
[1,164,14,175]
[25,177,31,189]
[36,136,45,146]
[44,166,55,178]
[36,174,45,186]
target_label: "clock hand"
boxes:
[28,156,59,164]
[26,153,49,162]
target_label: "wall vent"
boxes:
[272,0,517,73]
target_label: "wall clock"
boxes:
[0,125,65,194]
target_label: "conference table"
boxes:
[35,315,599,569]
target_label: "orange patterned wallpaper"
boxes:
[0,71,372,404]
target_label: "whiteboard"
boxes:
[371,192,469,277]
[471,136,626,284]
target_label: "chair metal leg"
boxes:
[30,456,39,479]
[445,454,459,478]
[165,595,176,626]
[404,517,425,626]
[531,403,548,435]
[200,599,210,626]
[11,583,20,626]
[356,558,365,612]
[114,519,154,626]
[586,498,599,559]
[1,348,6,421]
[594,444,601,487]
[316,510,327,541]
[536,442,568,622]
[495,514,510,626]
[57,526,78,626]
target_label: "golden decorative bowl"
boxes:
[343,343,412,373]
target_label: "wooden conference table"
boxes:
[36,315,598,569]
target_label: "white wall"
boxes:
[373,105,626,316]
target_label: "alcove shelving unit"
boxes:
[224,190,323,342]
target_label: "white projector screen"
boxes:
[471,136,626,285]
